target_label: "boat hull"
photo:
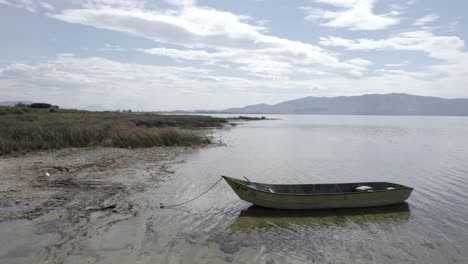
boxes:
[223,176,413,210]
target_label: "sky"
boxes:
[0,0,467,111]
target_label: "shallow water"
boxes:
[140,115,468,264]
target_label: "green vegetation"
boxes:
[0,106,228,155]
[133,114,227,128]
[0,105,31,115]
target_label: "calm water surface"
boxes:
[139,115,468,263]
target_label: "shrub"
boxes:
[11,107,25,114]
[30,103,52,109]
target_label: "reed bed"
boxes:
[0,108,226,155]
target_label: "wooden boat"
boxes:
[222,176,413,209]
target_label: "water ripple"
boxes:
[147,115,468,264]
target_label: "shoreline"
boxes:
[0,111,261,262]
[0,144,212,262]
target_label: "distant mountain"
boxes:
[0,101,33,106]
[223,94,468,116]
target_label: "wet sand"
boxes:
[0,146,201,263]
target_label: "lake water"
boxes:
[130,115,468,263]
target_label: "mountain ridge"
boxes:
[0,101,33,106]
[223,93,468,116]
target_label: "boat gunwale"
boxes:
[222,176,413,197]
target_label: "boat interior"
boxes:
[247,181,410,195]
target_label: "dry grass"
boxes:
[0,107,227,155]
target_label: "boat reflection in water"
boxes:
[229,203,411,234]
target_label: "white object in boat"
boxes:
[355,186,373,191]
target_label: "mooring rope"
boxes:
[159,177,223,208]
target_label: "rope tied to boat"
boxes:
[159,177,223,209]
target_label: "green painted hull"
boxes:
[222,176,413,210]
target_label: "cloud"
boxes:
[99,44,125,52]
[0,0,35,12]
[2,54,468,110]
[79,0,148,9]
[0,54,345,109]
[140,47,229,62]
[302,0,400,30]
[0,54,222,110]
[319,30,468,93]
[0,0,55,12]
[319,31,466,61]
[385,62,408,67]
[39,1,55,11]
[164,0,196,6]
[140,45,369,78]
[413,14,439,26]
[49,7,268,49]
[49,5,369,77]
[2,0,468,108]
[347,58,373,66]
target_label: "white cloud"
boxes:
[0,0,36,12]
[49,7,268,49]
[79,0,148,9]
[388,0,415,12]
[385,62,408,67]
[320,31,466,62]
[141,47,228,62]
[99,44,125,52]
[2,0,468,108]
[0,0,55,12]
[303,0,400,30]
[164,0,196,6]
[413,14,439,26]
[140,45,370,77]
[39,1,55,11]
[319,30,468,96]
[0,54,340,109]
[49,5,369,77]
[347,58,373,66]
[2,54,468,110]
[0,54,222,110]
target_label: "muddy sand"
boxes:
[0,146,205,263]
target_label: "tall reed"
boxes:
[0,111,223,155]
